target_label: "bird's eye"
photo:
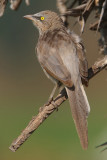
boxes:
[41,17,44,20]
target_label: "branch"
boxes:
[57,0,69,26]
[9,55,107,152]
[25,0,30,6]
[62,4,87,17]
[9,88,68,152]
[0,0,7,17]
[10,0,30,10]
[88,56,107,79]
[0,0,30,17]
[96,141,107,152]
[10,0,22,10]
[89,21,99,31]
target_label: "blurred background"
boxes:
[0,0,107,160]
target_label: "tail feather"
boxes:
[66,81,90,150]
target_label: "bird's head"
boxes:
[24,10,64,34]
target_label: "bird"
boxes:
[24,10,90,150]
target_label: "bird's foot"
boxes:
[39,98,53,112]
[39,97,58,112]
[47,97,58,111]
[51,100,58,111]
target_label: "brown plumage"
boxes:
[24,10,90,149]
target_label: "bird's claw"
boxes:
[39,97,58,112]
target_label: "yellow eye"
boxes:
[41,16,44,20]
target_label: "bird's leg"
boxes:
[47,82,62,111]
[48,81,62,102]
[48,83,58,102]
[59,84,64,93]
[39,82,62,112]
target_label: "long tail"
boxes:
[65,81,90,150]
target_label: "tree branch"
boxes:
[0,0,7,17]
[9,55,107,152]
[57,0,69,26]
[10,0,22,10]
[0,0,29,17]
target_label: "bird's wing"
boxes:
[76,42,88,81]
[69,31,88,84]
[37,39,73,87]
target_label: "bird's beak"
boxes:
[23,15,34,21]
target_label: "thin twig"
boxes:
[25,0,30,6]
[57,0,68,26]
[9,55,107,152]
[88,55,107,79]
[10,0,22,10]
[97,0,107,32]
[89,21,99,30]
[0,0,7,17]
[61,4,87,17]
[96,141,107,152]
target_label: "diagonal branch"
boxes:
[9,55,107,152]
[9,88,68,152]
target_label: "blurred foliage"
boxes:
[0,0,107,160]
